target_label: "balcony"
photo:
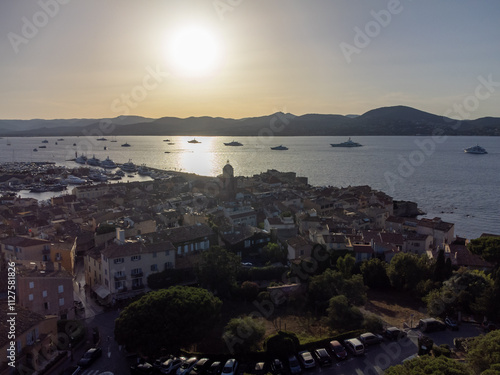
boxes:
[114,274,126,281]
[130,271,143,278]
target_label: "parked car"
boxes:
[131,362,156,375]
[253,362,266,375]
[287,355,302,374]
[313,348,332,366]
[177,357,198,375]
[298,351,316,369]
[77,347,102,368]
[344,338,365,356]
[418,318,446,333]
[383,327,406,340]
[270,359,284,375]
[206,361,223,375]
[358,332,383,346]
[159,357,187,374]
[189,358,210,375]
[445,317,459,331]
[222,359,238,375]
[329,340,348,360]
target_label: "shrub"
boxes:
[264,331,300,357]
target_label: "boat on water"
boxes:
[100,156,117,169]
[75,155,87,164]
[65,175,87,185]
[168,142,175,145]
[33,148,38,152]
[464,145,487,154]
[188,138,201,144]
[121,142,131,147]
[330,137,362,147]
[88,172,108,182]
[120,159,137,172]
[96,137,107,141]
[41,139,49,143]
[271,145,288,150]
[224,141,243,146]
[163,139,170,142]
[87,155,101,166]
[138,164,152,176]
[57,138,64,141]
[38,145,47,149]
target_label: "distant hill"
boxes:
[1,106,499,137]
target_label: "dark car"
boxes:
[270,359,284,375]
[384,327,406,340]
[445,317,459,331]
[418,318,446,333]
[359,332,383,346]
[313,348,332,366]
[77,347,102,368]
[288,355,302,375]
[159,357,187,375]
[329,340,348,360]
[206,361,223,375]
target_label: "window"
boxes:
[42,255,49,261]
[44,302,49,310]
[115,280,125,290]
[29,282,34,289]
[59,298,65,306]
[104,269,107,275]
[151,264,158,272]
[165,250,170,256]
[29,294,34,301]
[58,285,64,293]
[105,279,109,286]
[114,258,124,264]
[131,255,141,261]
[164,262,173,270]
[131,268,142,276]
[115,271,125,278]
[42,290,47,298]
[152,252,157,258]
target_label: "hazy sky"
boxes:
[1,0,500,120]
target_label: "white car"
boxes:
[177,357,198,375]
[298,351,316,369]
[222,358,238,375]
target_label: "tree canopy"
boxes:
[327,295,363,331]
[222,315,266,353]
[466,330,500,374]
[197,246,241,296]
[360,258,390,289]
[387,252,433,292]
[385,355,472,375]
[114,286,222,355]
[468,236,500,266]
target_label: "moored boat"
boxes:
[100,156,117,169]
[188,138,201,144]
[271,145,288,150]
[224,140,243,146]
[330,137,362,147]
[464,145,487,154]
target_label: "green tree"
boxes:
[385,355,471,374]
[466,330,500,374]
[197,246,241,296]
[261,242,286,264]
[222,316,266,353]
[327,295,363,331]
[468,236,500,266]
[337,253,356,279]
[360,258,390,289]
[433,249,446,282]
[114,286,222,355]
[342,274,367,306]
[387,252,432,292]
[264,331,300,358]
[240,281,259,302]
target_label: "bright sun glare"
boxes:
[169,26,220,77]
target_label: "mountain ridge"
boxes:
[1,106,499,137]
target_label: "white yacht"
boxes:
[330,137,362,147]
[65,175,86,185]
[120,159,137,172]
[464,145,487,154]
[87,155,101,166]
[100,156,117,169]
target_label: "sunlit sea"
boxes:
[1,135,498,239]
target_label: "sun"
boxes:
[169,26,220,77]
